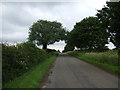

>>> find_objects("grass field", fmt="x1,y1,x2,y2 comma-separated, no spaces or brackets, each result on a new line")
3,56,57,88
67,50,119,75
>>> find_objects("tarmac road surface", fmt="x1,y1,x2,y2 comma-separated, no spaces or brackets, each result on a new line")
43,53,119,88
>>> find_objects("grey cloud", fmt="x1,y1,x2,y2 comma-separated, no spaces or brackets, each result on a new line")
2,31,29,42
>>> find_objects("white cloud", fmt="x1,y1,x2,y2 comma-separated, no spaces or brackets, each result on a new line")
48,41,66,52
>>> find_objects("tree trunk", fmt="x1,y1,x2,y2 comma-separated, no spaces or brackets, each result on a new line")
43,44,47,49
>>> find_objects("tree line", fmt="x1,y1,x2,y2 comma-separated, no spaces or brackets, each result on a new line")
28,2,120,52
63,2,120,52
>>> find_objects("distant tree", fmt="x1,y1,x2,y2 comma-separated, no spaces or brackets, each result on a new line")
69,17,109,51
63,44,74,52
96,2,120,48
63,31,75,52
28,20,66,49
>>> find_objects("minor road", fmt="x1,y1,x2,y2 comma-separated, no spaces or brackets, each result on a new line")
43,53,119,88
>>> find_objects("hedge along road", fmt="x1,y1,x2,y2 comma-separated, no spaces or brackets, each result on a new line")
42,53,119,88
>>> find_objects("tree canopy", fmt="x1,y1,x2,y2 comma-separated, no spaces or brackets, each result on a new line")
63,31,75,52
96,2,120,48
28,20,66,49
65,17,108,52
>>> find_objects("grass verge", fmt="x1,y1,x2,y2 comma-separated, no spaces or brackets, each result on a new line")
67,51,119,75
3,55,57,88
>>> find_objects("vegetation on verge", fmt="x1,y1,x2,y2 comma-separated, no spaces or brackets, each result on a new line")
3,56,57,88
67,50,119,75
2,42,59,87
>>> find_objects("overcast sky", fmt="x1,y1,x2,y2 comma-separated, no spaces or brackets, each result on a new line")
1,0,115,52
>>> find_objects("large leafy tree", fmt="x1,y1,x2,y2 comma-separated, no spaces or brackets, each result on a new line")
28,20,66,49
96,2,120,48
68,17,108,51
